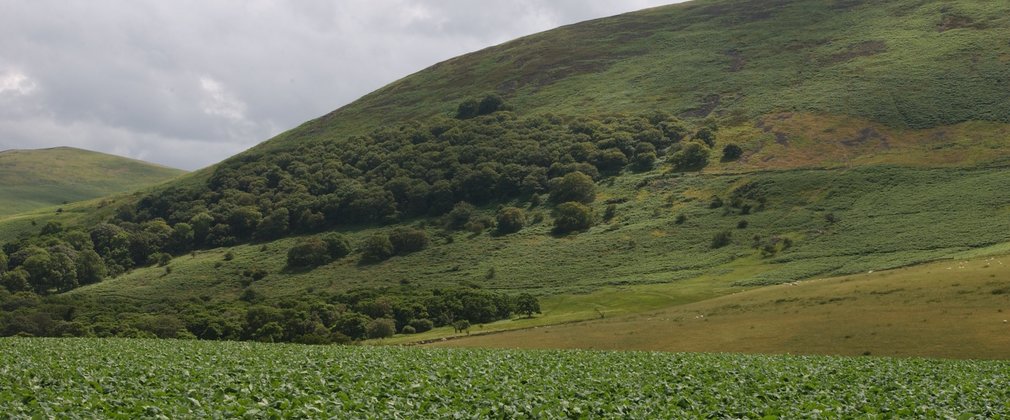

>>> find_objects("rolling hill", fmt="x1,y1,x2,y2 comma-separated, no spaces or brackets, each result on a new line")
0,147,184,217
4,0,1010,356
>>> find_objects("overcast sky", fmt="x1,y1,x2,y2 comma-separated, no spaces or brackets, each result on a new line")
0,1,684,170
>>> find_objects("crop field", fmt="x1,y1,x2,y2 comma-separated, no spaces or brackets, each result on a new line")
2,338,1010,418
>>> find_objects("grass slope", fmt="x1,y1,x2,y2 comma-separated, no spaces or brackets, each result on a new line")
4,338,1010,417
436,251,1010,359
0,147,184,217
257,0,1010,155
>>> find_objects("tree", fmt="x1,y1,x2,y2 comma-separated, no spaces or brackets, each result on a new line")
670,142,710,171
495,207,526,235
0,250,6,276
452,319,471,334
515,293,541,318
168,222,194,253
553,202,594,234
1,268,30,292
360,234,394,263
75,249,107,285
549,171,596,204
255,207,290,240
722,144,743,162
446,202,476,230
366,318,396,339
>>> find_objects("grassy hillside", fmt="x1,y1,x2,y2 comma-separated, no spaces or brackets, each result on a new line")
0,147,184,217
6,0,1010,353
436,250,1010,359
258,0,1010,154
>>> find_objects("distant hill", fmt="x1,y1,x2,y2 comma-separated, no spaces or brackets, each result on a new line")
0,147,184,217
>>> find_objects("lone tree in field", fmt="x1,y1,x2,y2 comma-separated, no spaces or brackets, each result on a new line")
515,293,541,318
452,320,471,335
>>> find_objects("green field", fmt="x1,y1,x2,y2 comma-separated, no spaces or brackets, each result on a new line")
0,147,184,217
3,338,1009,418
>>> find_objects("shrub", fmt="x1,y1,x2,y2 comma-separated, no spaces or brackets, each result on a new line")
388,228,429,255
366,318,396,339
409,318,434,333
146,252,170,267
223,251,235,261
361,234,394,263
322,233,352,259
446,202,476,230
603,204,617,222
722,144,743,161
549,171,596,204
495,207,526,234
737,220,749,229
286,237,330,268
554,202,594,234
711,230,733,249
400,325,417,334
675,214,688,225
670,142,710,172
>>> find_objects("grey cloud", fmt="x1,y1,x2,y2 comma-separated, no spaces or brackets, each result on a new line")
1,0,682,170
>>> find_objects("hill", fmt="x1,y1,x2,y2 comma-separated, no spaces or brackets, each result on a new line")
4,0,1010,353
0,147,184,217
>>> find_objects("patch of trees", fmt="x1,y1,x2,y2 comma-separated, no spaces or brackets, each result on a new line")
0,284,539,344
3,102,713,295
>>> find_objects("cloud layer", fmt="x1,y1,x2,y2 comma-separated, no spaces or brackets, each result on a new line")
1,1,679,170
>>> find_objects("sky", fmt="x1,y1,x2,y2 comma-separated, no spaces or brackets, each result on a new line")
0,1,683,170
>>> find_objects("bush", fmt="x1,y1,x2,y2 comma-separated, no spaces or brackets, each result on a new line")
322,233,352,259
388,228,429,255
223,251,235,261
675,214,688,225
722,144,743,162
286,237,330,268
495,207,526,234
400,325,417,334
603,204,617,222
446,202,476,230
549,171,596,204
153,253,172,267
670,142,710,172
361,234,394,263
737,220,749,229
711,231,733,249
366,318,396,339
409,318,434,333
554,202,594,234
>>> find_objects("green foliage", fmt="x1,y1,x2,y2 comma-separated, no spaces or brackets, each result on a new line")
286,237,331,268
495,207,526,235
553,202,593,234
516,293,541,318
549,172,596,204
722,144,743,162
3,339,1010,417
670,142,710,172
711,231,732,249
366,318,396,339
322,233,352,260
361,234,394,263
388,228,429,255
